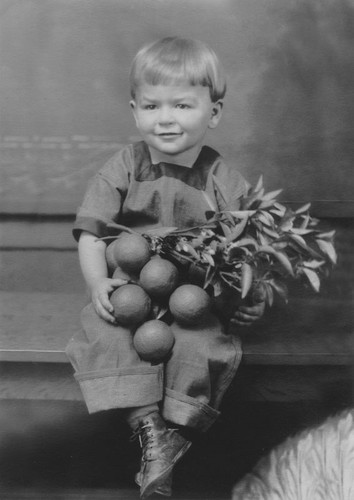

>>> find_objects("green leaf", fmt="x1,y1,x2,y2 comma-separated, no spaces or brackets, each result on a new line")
230,237,259,249
241,263,253,298
202,253,215,266
220,276,241,292
295,202,311,214
288,233,309,251
257,211,274,226
270,208,286,217
288,240,323,260
303,260,325,269
272,241,288,251
220,221,233,238
257,231,270,246
290,227,314,235
261,189,283,201
254,175,264,192
268,279,288,302
225,217,248,243
145,227,178,237
274,202,286,211
171,225,210,235
302,268,321,292
242,190,264,209
262,226,280,239
279,217,294,232
258,246,294,276
182,243,200,259
204,265,216,289
315,230,336,240
258,199,278,209
316,239,337,264
299,214,310,229
271,203,286,217
229,210,256,219
264,282,274,306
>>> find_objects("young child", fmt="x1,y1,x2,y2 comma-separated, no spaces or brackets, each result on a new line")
66,37,265,498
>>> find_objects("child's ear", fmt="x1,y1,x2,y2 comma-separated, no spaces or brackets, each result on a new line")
208,100,223,129
130,100,138,125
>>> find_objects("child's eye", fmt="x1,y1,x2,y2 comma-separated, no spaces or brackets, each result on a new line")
176,104,190,109
143,104,157,110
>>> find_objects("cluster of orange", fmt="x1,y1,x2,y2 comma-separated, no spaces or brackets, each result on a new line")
106,233,212,363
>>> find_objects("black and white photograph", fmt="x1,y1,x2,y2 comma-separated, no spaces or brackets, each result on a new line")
0,1,353,499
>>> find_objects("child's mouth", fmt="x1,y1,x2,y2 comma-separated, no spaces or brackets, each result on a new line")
158,133,182,138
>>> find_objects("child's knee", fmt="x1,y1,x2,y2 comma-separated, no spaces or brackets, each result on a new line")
170,314,227,356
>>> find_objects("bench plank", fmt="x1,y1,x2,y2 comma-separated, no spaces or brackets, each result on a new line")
0,292,86,362
0,292,353,365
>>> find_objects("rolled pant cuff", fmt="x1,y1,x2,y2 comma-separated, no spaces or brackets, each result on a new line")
162,388,220,432
75,365,163,413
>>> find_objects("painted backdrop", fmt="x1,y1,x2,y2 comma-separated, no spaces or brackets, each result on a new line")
1,0,354,215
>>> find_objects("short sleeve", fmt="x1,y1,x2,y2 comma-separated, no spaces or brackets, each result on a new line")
211,156,250,212
73,146,133,241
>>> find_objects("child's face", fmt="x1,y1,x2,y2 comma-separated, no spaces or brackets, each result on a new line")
130,83,223,165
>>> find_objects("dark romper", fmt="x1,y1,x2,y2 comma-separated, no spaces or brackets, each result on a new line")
66,141,248,432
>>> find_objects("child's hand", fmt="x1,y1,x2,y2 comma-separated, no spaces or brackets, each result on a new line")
230,300,265,327
230,285,266,327
91,277,127,324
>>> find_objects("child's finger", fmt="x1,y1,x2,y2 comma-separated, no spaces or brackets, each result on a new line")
94,301,117,324
110,278,128,287
230,312,255,327
100,294,114,313
238,302,265,317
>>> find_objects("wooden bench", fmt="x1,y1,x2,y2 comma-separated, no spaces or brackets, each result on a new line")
0,217,353,405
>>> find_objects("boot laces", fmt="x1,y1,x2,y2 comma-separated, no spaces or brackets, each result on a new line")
130,421,156,461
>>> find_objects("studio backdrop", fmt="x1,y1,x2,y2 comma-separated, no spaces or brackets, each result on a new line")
1,0,354,216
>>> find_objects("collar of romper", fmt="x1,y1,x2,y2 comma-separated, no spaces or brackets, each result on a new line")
133,141,220,190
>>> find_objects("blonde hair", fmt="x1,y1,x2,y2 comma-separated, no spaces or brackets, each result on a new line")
130,37,226,102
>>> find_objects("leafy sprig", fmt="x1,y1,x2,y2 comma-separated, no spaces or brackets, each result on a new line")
143,176,337,307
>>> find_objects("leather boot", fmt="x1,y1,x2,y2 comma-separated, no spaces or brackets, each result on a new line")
133,412,191,499
135,469,172,497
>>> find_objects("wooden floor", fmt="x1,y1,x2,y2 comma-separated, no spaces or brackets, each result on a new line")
0,488,229,500
1,398,353,500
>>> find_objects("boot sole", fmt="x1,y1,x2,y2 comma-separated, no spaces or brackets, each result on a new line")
141,440,192,499
135,472,171,497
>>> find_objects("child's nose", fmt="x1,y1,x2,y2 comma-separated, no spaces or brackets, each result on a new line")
158,106,175,125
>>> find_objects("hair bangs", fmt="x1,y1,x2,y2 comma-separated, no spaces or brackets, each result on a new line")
142,56,210,88
130,37,226,102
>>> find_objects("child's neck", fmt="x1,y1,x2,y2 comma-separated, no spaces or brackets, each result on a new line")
148,146,202,168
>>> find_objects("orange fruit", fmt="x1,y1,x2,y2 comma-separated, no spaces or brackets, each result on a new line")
133,319,175,362
139,257,179,300
106,241,118,274
107,233,151,274
110,284,151,325
169,284,211,326
112,265,136,283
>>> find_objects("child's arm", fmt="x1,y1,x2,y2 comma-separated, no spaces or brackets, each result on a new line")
78,231,127,323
